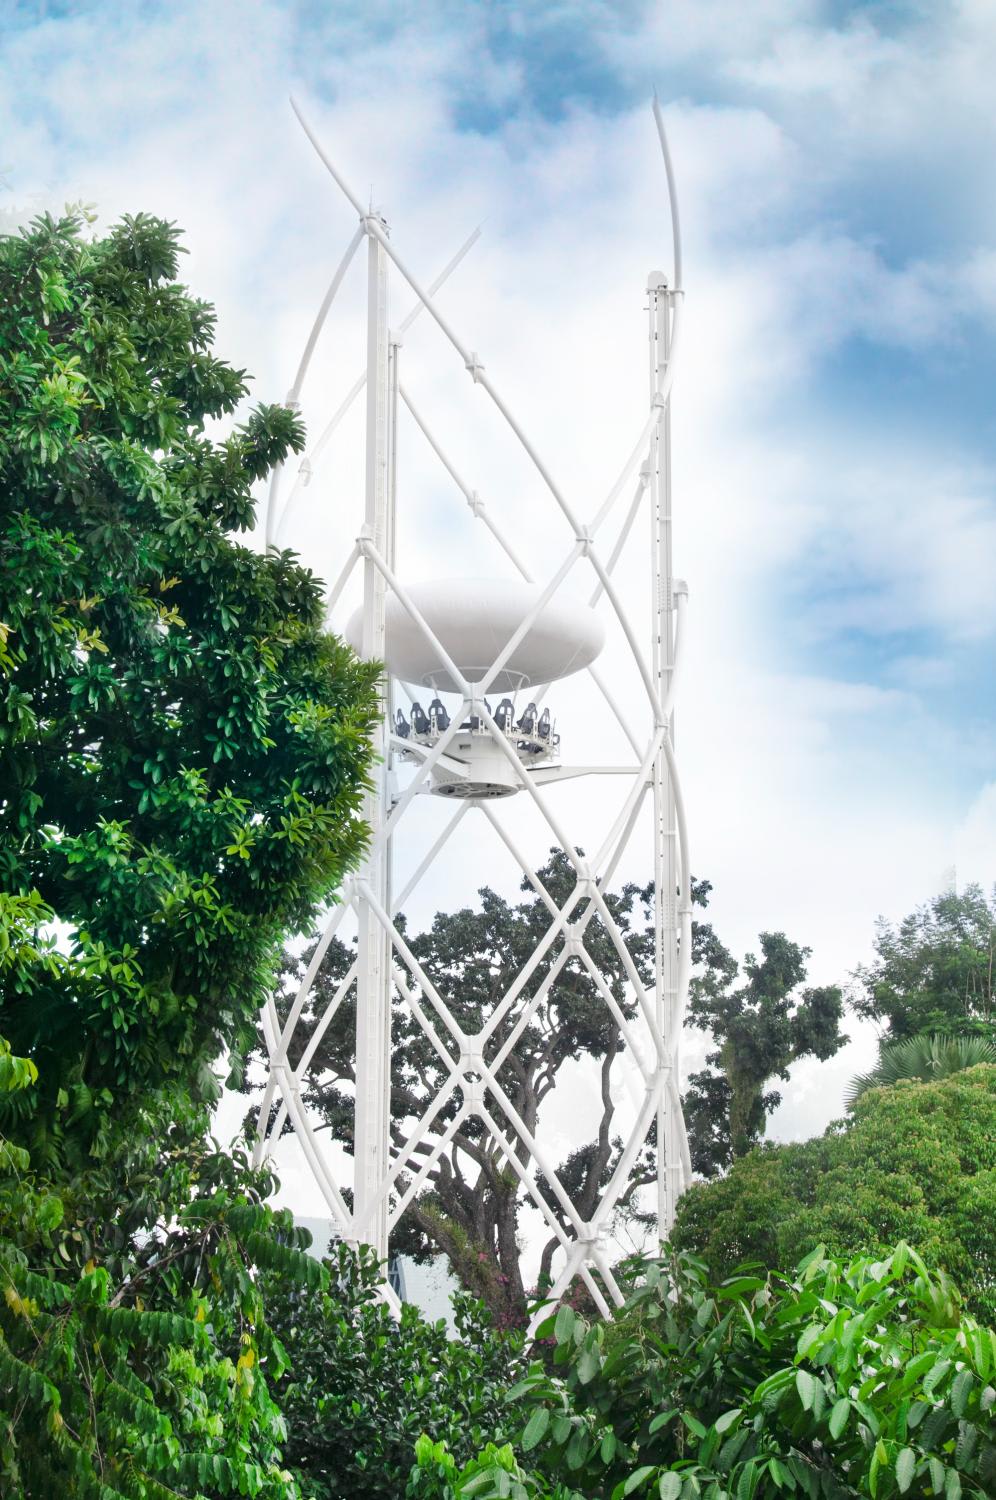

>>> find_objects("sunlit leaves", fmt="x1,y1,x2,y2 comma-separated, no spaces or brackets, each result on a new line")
495,1245,996,1500
0,207,379,1158
0,206,378,1499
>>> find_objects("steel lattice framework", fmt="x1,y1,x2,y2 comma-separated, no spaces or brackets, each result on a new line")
254,98,692,1320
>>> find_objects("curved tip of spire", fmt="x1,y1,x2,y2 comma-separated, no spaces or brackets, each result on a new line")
651,94,683,293
285,94,367,219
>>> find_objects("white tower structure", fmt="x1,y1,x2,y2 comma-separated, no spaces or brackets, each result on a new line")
255,98,692,1319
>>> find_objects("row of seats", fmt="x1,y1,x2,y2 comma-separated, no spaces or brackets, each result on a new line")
394,697,553,743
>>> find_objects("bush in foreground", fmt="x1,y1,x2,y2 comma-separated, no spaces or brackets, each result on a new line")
267,1244,525,1499
0,1028,322,1497
410,1244,995,1499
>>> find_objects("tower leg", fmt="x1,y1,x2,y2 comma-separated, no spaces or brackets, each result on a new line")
353,227,392,1262
649,270,680,1238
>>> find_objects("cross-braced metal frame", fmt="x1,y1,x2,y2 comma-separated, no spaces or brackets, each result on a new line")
255,98,692,1320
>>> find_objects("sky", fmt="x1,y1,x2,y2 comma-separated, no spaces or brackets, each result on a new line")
3,0,995,1205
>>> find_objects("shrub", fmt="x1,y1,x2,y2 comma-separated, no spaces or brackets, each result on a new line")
441,1244,995,1499
267,1244,525,1499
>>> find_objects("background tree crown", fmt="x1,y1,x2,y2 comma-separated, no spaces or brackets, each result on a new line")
849,884,996,1041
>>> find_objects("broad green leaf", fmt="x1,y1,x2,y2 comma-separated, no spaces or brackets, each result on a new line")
828,1398,850,1438
506,1376,545,1402
949,1368,973,1418
566,1426,590,1471
521,1406,550,1452
659,1475,682,1500
796,1324,823,1359
767,1458,788,1490
923,1359,952,1396
954,1420,977,1468
715,1408,742,1434
552,1415,573,1444
736,1459,760,1500
695,1297,716,1327
554,1304,576,1344
795,1370,817,1412
895,1447,916,1494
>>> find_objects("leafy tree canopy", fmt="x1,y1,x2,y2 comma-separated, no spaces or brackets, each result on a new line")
413,1242,996,1499
0,208,379,1164
0,208,379,1496
670,1065,996,1326
266,862,844,1321
263,850,663,1327
849,885,995,1041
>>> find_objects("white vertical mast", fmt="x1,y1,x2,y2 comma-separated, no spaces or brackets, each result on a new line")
353,222,392,1260
648,270,678,1236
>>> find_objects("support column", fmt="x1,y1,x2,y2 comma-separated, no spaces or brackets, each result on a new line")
648,270,680,1238
354,223,392,1261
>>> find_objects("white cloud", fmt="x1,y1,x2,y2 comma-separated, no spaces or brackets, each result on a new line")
955,782,996,890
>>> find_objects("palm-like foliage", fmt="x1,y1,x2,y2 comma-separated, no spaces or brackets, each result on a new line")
846,1030,996,1107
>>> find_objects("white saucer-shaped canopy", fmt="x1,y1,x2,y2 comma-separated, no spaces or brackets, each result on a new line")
345,578,605,692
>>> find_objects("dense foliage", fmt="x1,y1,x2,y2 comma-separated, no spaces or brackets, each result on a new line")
670,1067,996,1326
0,1042,325,1496
414,1243,995,1499
4,197,990,1500
267,1243,523,1499
0,209,379,1495
850,887,995,1041
0,208,379,1164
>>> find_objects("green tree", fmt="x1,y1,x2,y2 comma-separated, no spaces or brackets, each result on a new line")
670,1064,996,1326
0,207,379,1162
0,1028,324,1497
683,930,846,1175
846,1032,996,1107
432,1243,996,1500
850,885,995,1041
0,208,379,1494
267,866,833,1321
267,1243,523,1500
265,850,661,1327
